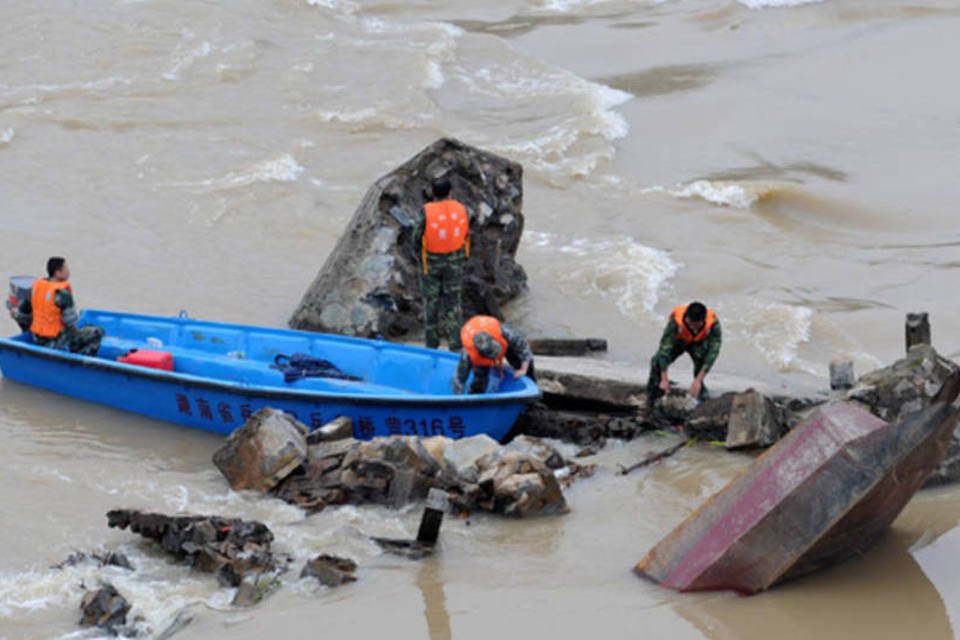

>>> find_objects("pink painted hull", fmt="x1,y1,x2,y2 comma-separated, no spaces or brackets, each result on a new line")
635,387,960,594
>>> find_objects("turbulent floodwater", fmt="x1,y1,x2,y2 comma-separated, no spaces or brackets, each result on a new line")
3,0,960,638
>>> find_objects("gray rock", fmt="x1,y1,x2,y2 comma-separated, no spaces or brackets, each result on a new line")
725,390,781,449
79,583,131,635
301,554,357,587
488,452,568,517
847,344,958,423
306,416,354,444
442,434,502,483
212,408,309,492
289,138,527,338
504,435,566,469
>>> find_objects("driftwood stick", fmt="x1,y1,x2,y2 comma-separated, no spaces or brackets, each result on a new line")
618,440,689,476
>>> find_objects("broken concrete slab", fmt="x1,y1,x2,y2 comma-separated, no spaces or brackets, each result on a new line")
528,338,607,357
212,408,309,492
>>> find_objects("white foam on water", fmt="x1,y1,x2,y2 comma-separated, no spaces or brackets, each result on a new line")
0,128,14,146
643,180,766,209
528,0,669,14
305,0,359,15
168,153,304,192
451,56,632,178
162,31,213,81
528,232,679,316
738,0,826,8
737,300,817,373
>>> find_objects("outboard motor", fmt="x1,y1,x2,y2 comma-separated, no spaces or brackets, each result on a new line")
6,275,36,332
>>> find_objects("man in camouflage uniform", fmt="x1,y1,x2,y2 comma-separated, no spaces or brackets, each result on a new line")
453,316,535,395
414,177,469,351
11,257,104,356
646,301,721,410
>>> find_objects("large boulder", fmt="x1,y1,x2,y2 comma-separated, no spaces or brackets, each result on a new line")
289,138,527,338
212,408,309,492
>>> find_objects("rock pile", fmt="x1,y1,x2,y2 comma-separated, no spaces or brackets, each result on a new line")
213,409,593,518
106,510,277,588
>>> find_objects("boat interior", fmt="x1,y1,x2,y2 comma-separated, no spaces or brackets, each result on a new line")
5,310,533,397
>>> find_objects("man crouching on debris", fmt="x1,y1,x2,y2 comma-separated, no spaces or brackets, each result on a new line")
646,301,721,410
453,315,534,394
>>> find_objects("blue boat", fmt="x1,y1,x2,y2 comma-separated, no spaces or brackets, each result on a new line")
0,309,540,440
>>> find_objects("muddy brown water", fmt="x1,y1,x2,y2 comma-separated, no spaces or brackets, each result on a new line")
3,0,960,638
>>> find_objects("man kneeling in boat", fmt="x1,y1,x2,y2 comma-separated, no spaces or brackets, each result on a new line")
11,257,104,356
453,315,534,394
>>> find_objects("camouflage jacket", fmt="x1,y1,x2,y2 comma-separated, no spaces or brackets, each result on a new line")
652,317,722,372
455,323,533,385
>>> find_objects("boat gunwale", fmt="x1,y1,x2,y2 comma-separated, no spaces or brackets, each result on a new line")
0,310,542,407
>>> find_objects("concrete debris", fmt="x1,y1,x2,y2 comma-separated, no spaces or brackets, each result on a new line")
212,407,309,492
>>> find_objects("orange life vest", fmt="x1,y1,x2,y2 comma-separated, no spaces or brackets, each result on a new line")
30,279,71,338
672,304,717,345
462,315,508,368
423,200,469,255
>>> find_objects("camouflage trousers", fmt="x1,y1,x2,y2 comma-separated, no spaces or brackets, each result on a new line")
646,341,711,409
34,325,105,357
421,252,464,351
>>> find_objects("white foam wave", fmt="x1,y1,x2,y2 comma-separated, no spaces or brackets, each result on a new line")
529,232,679,316
528,0,669,14
0,128,14,146
739,301,815,372
171,153,304,192
162,31,213,81
739,0,825,8
305,0,359,15
643,180,763,209
456,63,631,178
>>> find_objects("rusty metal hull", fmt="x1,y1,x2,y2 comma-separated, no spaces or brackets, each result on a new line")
635,398,960,594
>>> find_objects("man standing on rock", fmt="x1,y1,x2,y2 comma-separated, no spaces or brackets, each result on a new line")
414,177,470,350
453,315,534,394
646,301,721,410
11,256,104,356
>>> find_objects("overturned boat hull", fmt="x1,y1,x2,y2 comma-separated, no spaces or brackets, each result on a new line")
635,380,960,594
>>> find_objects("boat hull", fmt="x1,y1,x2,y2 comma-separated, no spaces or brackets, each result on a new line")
0,310,540,440
635,380,960,594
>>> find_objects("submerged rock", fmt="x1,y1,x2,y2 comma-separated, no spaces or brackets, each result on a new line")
301,554,358,587
212,408,309,493
79,583,131,636
54,551,133,571
289,138,527,338
106,510,276,587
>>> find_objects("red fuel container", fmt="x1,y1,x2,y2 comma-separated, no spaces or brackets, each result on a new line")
117,349,174,371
